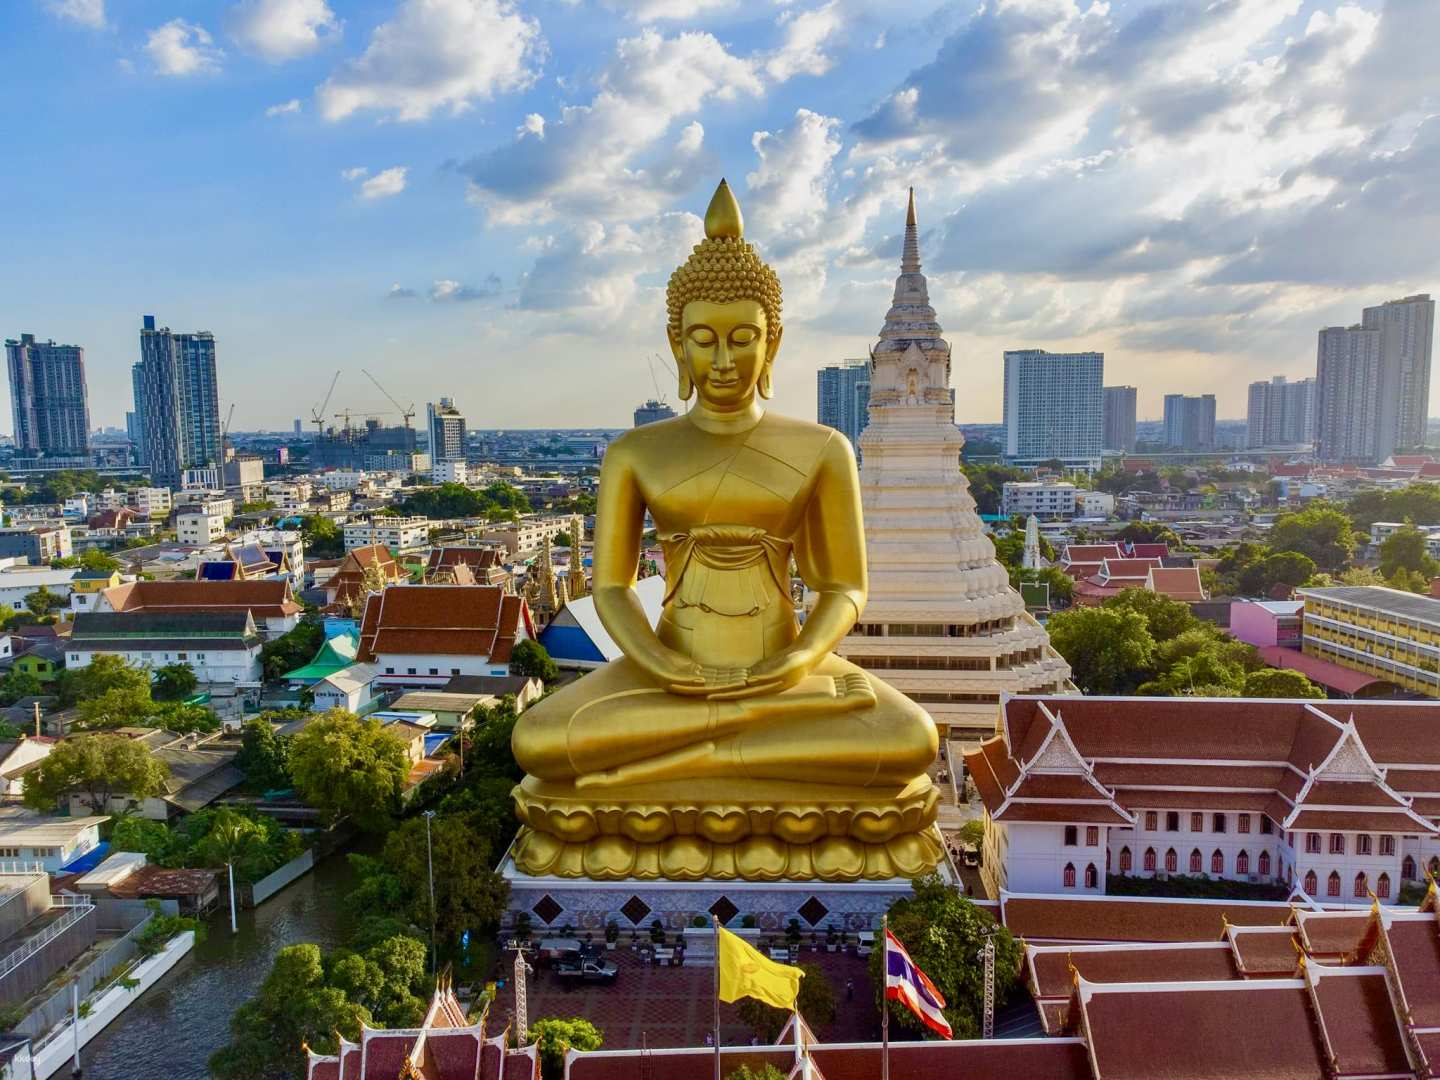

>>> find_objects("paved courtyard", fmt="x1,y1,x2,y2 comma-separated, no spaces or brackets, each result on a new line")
514,946,881,1049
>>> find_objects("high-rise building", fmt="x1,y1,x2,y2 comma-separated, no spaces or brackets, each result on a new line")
1102,385,1137,452
427,398,467,461
633,399,677,427
293,419,302,437
843,190,1072,745
1246,376,1317,448
1003,350,1104,467
816,359,871,450
1316,295,1435,464
132,314,221,486
1161,394,1216,450
5,334,90,457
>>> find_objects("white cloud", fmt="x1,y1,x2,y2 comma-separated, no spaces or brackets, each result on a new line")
265,98,303,117
317,0,543,122
228,0,340,62
518,113,545,139
766,3,843,82
460,28,761,224
45,0,106,29
603,0,734,22
145,20,224,77
430,275,502,301
356,166,409,200
341,166,368,181
387,283,419,299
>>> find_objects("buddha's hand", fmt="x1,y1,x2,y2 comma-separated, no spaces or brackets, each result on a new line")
634,645,711,696
710,646,814,699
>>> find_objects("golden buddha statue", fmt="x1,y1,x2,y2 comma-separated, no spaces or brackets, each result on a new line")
510,180,942,883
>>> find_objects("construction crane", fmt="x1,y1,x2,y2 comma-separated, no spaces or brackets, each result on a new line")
221,403,235,440
310,369,342,437
362,369,416,429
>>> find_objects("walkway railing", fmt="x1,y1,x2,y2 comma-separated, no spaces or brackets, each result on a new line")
0,898,95,982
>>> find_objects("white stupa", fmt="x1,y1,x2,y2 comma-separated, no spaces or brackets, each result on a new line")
838,190,1073,745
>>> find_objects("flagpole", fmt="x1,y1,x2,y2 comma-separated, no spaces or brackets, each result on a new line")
713,915,721,1080
794,1005,808,1080
881,915,890,1080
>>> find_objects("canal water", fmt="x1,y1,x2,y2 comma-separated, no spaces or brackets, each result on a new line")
79,849,362,1079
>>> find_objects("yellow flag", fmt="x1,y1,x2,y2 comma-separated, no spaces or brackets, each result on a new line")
717,927,803,1010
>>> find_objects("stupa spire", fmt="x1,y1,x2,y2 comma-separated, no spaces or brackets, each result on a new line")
901,187,921,273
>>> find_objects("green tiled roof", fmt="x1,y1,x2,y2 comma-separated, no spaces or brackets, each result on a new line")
283,630,361,682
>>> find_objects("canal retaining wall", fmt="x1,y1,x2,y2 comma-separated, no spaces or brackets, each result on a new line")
245,848,316,907
30,930,195,1080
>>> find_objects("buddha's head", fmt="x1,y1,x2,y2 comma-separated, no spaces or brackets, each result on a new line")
666,180,783,408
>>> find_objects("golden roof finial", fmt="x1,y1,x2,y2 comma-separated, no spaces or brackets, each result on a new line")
906,186,917,228
704,178,743,240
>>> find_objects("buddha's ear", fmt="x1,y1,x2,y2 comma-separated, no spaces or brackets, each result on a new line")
766,324,784,364
667,324,694,401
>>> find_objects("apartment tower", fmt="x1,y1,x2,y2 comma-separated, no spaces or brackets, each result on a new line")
5,334,90,457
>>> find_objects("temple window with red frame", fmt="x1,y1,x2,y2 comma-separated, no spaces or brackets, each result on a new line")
1063,863,1076,888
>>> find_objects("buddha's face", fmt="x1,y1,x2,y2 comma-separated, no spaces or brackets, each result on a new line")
669,299,782,409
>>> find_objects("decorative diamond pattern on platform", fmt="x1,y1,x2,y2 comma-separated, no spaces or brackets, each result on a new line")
620,895,652,926
708,896,739,926
531,894,563,925
798,896,829,927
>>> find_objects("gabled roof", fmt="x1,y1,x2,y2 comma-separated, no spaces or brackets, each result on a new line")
1146,566,1206,602
99,579,301,619
71,610,259,647
283,630,360,682
357,586,529,663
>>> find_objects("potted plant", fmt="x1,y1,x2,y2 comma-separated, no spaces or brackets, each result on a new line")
650,920,666,946
786,919,802,951
741,914,756,930
561,923,575,940
825,926,839,953
514,913,532,945
692,915,707,929
605,921,619,950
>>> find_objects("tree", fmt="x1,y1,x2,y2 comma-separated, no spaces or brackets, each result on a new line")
510,638,559,682
260,617,326,681
468,696,523,781
289,710,409,829
22,585,64,621
1103,588,1198,642
958,819,986,850
189,808,304,884
737,963,836,1043
237,717,293,790
1012,565,1074,605
1047,607,1156,694
1269,502,1357,571
75,685,156,730
727,1067,787,1080
209,942,370,1080
375,813,510,945
77,548,120,572
55,653,150,707
866,874,1022,1039
1380,523,1440,581
1113,522,1184,549
0,669,42,706
23,733,168,813
301,515,344,558
1243,668,1326,699
528,1018,603,1080
152,662,198,702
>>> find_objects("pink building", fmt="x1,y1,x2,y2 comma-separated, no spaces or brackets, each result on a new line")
1229,599,1303,648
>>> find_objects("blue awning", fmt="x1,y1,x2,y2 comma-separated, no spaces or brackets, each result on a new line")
423,732,450,757
60,841,110,875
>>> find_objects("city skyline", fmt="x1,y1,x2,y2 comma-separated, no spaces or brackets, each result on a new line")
4,0,1438,432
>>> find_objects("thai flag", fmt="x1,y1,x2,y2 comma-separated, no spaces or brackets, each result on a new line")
884,930,953,1039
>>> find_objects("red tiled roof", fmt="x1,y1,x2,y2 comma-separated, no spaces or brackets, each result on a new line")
1028,942,1238,1000
1127,543,1169,559
1063,544,1124,565
1255,645,1387,695
1385,917,1440,1027
1097,557,1163,582
1147,566,1206,602
1310,968,1412,1077
101,579,302,619
1287,808,1427,831
1080,982,1329,1079
1227,927,1301,976
359,586,529,664
994,802,1132,825
1294,912,1370,956
1001,894,1293,943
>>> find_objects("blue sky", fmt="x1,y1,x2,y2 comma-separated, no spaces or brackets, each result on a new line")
3,0,1437,431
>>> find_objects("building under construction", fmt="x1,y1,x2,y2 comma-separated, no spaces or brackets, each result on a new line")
311,419,417,470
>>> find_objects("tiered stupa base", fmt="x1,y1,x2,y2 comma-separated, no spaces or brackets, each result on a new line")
510,775,942,882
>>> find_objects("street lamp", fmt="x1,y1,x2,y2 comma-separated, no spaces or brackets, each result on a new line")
423,810,437,974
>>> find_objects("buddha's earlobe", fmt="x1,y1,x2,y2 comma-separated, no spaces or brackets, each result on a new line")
678,368,694,401
757,362,773,399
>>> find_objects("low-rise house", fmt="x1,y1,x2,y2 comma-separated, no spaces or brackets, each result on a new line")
358,585,532,689
1230,599,1304,648
0,737,53,799
388,690,495,731
441,674,544,712
67,611,263,684
0,526,70,563
0,567,79,613
12,642,64,684
311,662,380,712
177,509,226,545
95,579,302,639
343,516,430,554
107,864,218,915
68,568,125,613
0,815,106,873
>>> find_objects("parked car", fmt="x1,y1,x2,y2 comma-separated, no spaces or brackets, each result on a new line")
555,957,619,986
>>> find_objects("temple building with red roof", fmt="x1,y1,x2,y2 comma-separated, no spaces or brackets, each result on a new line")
358,584,533,690
94,578,302,639
965,695,1440,903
